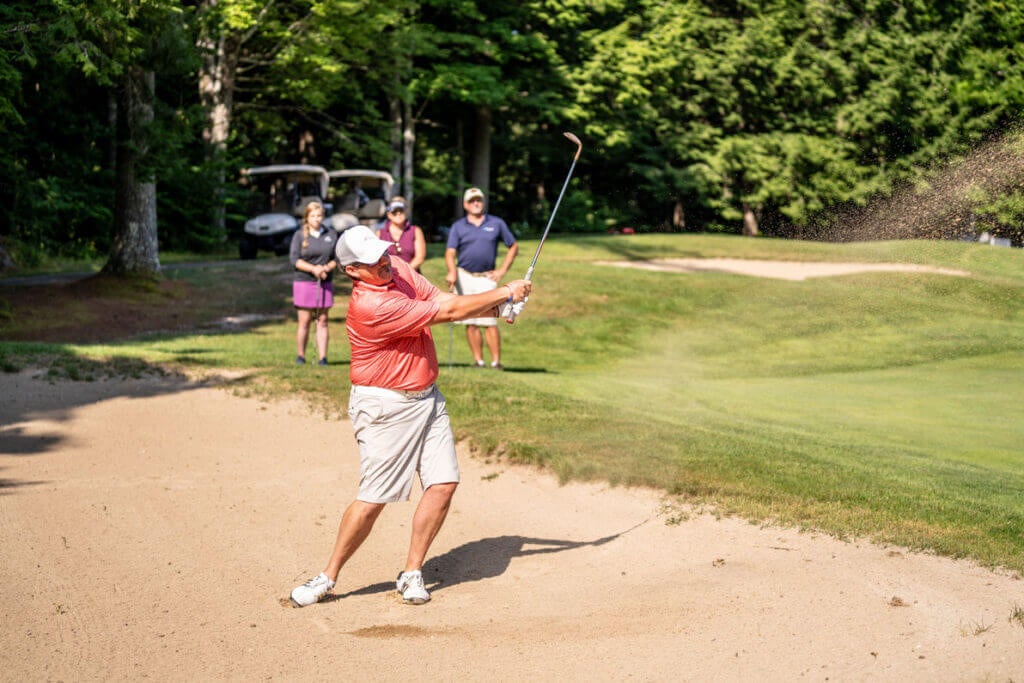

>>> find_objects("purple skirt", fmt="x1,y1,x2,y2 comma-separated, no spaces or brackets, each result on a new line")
293,280,334,309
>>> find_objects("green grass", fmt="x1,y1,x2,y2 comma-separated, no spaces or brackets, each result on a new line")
3,234,1023,572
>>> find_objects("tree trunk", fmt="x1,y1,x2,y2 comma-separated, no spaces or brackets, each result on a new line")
198,13,238,243
389,93,403,191
742,203,760,236
470,106,492,192
672,200,686,231
104,66,160,277
403,97,415,212
453,117,465,221
107,92,118,172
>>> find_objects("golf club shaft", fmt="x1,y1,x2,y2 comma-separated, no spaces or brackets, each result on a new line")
524,132,583,282
507,132,582,323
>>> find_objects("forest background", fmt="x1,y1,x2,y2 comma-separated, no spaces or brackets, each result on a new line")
2,0,1023,275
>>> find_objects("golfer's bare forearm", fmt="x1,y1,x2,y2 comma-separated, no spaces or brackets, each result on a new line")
431,280,530,325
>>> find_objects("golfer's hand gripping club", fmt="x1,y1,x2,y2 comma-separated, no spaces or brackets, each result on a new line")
500,298,527,322
500,280,531,322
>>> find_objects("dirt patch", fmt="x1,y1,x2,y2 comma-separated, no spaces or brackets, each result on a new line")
596,258,971,281
0,266,296,344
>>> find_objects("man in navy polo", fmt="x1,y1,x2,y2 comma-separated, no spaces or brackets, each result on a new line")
444,187,519,369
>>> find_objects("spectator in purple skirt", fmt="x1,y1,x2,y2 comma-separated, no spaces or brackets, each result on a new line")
289,201,339,366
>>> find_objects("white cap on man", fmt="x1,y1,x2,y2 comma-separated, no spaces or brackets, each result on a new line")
463,187,485,202
334,225,392,266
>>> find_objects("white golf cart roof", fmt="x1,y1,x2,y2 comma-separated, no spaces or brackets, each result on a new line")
327,169,395,184
242,165,329,197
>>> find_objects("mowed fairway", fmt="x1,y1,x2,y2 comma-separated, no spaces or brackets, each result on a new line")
432,235,1024,571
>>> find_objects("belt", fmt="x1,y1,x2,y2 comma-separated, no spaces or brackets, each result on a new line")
352,384,435,400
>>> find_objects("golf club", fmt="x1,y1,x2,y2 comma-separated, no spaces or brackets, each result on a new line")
507,131,583,323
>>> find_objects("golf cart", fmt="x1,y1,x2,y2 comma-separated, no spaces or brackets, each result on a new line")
323,169,395,231
238,165,331,259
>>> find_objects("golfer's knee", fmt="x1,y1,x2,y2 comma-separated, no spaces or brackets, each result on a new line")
350,499,386,521
428,482,458,500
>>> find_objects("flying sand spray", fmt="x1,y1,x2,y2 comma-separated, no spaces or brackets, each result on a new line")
505,131,583,324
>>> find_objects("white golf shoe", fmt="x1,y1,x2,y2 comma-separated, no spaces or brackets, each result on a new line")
396,570,430,604
290,572,334,607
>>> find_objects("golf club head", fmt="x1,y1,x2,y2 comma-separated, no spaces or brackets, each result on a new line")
564,132,583,160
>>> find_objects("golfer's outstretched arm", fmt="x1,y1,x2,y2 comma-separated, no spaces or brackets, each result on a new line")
430,279,531,325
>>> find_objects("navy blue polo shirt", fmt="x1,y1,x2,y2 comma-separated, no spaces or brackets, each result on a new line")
446,214,516,273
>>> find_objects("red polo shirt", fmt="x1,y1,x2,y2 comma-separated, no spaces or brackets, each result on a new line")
346,256,441,391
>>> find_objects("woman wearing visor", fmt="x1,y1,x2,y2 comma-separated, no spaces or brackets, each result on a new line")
377,196,426,272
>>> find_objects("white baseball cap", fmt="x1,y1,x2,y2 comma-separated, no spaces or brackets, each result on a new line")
463,187,485,202
334,225,392,266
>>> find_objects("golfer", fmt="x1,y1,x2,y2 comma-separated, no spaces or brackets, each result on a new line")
290,225,531,607
445,187,519,369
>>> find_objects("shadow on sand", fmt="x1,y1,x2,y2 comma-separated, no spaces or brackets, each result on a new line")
338,520,647,599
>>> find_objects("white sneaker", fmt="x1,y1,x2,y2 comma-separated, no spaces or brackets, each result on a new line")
396,570,430,604
290,572,334,607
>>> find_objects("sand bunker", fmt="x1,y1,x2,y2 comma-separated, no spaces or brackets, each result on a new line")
1,372,1022,680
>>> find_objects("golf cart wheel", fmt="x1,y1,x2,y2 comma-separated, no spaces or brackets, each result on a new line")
239,236,258,260
273,231,297,256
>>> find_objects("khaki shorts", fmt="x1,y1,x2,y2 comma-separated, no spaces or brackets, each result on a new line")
348,384,460,503
455,268,498,327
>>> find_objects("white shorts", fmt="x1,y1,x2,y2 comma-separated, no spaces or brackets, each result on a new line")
455,268,498,327
348,384,460,503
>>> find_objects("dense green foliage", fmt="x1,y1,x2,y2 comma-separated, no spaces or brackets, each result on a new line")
2,0,1024,265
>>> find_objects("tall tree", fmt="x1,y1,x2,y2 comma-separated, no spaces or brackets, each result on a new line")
107,63,159,274
193,0,252,240
410,0,567,224
49,0,189,276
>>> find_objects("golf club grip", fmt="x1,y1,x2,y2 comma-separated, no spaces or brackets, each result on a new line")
506,267,534,324
505,298,528,324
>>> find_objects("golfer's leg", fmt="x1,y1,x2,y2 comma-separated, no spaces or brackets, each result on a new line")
484,326,501,365
324,499,385,581
465,326,484,364
315,311,329,361
404,482,457,571
296,308,311,358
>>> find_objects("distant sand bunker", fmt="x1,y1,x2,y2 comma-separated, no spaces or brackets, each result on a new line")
597,258,970,281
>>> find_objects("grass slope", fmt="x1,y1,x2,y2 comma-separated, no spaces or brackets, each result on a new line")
429,236,1024,571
